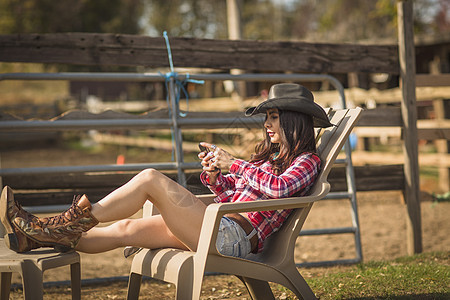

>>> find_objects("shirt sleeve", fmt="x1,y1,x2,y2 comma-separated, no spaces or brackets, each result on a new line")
229,153,321,199
200,171,236,202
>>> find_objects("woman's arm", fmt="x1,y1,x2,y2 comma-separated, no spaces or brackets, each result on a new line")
199,171,236,201
198,144,237,199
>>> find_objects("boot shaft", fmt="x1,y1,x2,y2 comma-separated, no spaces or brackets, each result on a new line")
41,195,98,232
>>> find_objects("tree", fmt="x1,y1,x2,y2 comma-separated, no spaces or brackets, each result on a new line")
241,0,277,40
288,0,446,43
0,0,144,71
0,0,143,34
141,0,227,38
433,0,450,33
0,0,446,42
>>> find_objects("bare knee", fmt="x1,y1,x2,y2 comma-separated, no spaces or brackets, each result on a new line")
135,168,161,183
133,168,166,191
112,219,139,239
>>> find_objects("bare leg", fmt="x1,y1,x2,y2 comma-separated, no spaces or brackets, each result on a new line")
76,215,188,253
78,169,207,252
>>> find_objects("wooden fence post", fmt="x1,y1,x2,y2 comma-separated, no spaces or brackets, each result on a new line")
433,99,450,192
226,0,246,103
397,0,423,254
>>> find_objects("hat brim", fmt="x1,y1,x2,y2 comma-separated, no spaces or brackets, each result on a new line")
245,97,334,128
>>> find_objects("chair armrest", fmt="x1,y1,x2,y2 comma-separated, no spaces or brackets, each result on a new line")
142,201,156,217
195,182,330,256
137,183,329,257
196,194,216,205
209,181,329,215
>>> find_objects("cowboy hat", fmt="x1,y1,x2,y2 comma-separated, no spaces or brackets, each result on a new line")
245,83,333,128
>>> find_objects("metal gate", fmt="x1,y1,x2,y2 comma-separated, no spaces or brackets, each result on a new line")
0,72,362,266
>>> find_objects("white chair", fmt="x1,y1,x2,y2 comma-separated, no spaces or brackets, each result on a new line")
126,107,362,300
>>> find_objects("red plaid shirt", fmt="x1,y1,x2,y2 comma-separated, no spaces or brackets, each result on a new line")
200,152,321,252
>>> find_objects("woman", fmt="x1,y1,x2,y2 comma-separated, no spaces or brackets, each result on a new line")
1,83,332,259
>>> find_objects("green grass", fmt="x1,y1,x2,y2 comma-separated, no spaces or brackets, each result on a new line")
301,252,449,299
7,251,449,299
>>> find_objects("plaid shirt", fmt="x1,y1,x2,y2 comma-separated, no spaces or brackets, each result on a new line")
200,152,321,253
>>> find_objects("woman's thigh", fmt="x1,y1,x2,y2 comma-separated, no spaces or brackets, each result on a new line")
117,215,189,250
77,215,188,252
136,169,207,251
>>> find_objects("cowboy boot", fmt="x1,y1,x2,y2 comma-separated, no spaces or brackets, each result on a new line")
0,186,54,252
12,193,99,252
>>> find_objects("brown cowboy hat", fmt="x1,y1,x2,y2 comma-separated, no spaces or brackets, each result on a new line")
245,83,333,128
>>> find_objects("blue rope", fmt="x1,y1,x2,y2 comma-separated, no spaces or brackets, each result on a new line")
161,31,205,160
163,31,175,72
162,31,204,118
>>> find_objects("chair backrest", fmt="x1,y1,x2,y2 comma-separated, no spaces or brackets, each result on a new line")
259,108,362,261
0,217,5,236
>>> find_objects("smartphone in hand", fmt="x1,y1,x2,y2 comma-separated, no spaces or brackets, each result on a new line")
198,143,218,170
198,143,210,153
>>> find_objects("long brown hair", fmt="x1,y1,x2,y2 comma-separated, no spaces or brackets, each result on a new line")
249,110,317,175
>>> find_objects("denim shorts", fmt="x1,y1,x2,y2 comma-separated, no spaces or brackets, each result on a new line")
216,216,257,258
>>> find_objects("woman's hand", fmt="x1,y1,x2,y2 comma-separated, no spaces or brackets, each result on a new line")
199,142,236,171
198,144,220,184
198,142,236,184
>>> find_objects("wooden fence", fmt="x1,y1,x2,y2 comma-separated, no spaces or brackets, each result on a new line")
0,6,433,255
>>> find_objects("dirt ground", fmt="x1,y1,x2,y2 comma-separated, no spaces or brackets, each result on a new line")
2,147,450,299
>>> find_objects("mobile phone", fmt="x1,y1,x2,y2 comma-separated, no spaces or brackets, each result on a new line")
198,143,210,153
198,143,218,170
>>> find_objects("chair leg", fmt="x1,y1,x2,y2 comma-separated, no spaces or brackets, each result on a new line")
237,276,275,300
175,284,193,300
1,272,12,300
70,262,81,300
174,273,194,300
283,267,317,300
175,259,194,300
126,272,143,300
21,261,43,300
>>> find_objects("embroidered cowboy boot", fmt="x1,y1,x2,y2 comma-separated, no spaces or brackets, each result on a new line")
1,186,54,252
12,194,99,252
